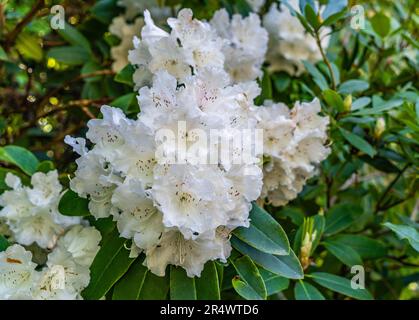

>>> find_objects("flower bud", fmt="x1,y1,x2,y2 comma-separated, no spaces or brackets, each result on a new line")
343,95,352,112
374,117,386,139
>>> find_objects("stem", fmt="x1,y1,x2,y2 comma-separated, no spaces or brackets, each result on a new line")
315,32,336,90
374,163,410,213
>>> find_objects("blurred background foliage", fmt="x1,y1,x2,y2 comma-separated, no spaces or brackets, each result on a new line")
0,0,418,300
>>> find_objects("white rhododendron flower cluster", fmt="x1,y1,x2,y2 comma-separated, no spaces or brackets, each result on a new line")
255,98,330,206
0,171,80,249
128,8,268,88
109,16,144,72
210,9,268,83
65,7,331,278
263,0,331,76
65,67,264,277
246,0,266,13
0,225,101,300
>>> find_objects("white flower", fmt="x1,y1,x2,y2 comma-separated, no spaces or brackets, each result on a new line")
0,171,80,249
144,228,231,277
0,244,39,299
263,0,331,76
111,180,164,250
129,9,226,88
256,98,330,206
210,9,268,82
109,16,144,72
48,225,101,267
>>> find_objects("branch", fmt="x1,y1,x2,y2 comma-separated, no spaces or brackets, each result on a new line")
315,32,336,90
4,0,45,51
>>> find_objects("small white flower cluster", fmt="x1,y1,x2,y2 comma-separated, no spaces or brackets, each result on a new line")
0,225,101,300
128,8,267,88
109,16,144,72
263,0,330,76
0,171,80,249
255,98,330,206
210,9,268,83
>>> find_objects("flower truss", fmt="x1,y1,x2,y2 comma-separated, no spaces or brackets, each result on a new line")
263,0,330,76
66,8,330,279
0,171,80,249
0,225,101,300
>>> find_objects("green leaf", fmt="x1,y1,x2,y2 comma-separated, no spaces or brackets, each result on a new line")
324,203,363,236
255,70,272,105
329,235,387,259
82,229,135,299
195,261,220,300
170,266,197,300
323,89,344,112
111,93,137,113
259,268,289,296
58,189,90,217
383,223,419,252
273,73,291,92
231,256,267,300
338,80,369,94
294,281,325,300
0,45,9,61
91,0,120,24
304,4,320,30
352,99,403,116
112,257,148,300
351,97,371,111
231,237,304,279
138,272,169,300
0,235,10,252
112,256,169,300
371,12,391,38
15,32,43,62
322,9,347,27
47,46,90,66
233,203,290,255
310,272,373,300
323,240,363,267
114,64,134,86
339,128,376,157
322,0,347,19
0,145,39,176
36,160,55,173
57,22,92,53
303,61,328,90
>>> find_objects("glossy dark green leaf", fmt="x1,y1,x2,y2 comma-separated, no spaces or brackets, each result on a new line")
111,93,137,113
304,4,320,30
231,237,303,279
328,235,387,259
0,235,9,252
310,272,373,300
195,261,220,300
138,272,169,300
339,128,376,157
233,203,289,255
259,268,289,296
323,89,344,112
323,240,363,267
383,223,419,252
114,64,134,86
338,80,369,94
231,255,266,300
303,61,328,90
47,46,90,66
324,203,362,236
82,229,135,299
57,22,92,53
294,281,325,300
0,145,39,176
170,266,197,300
112,257,148,300
36,160,55,173
58,189,90,216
